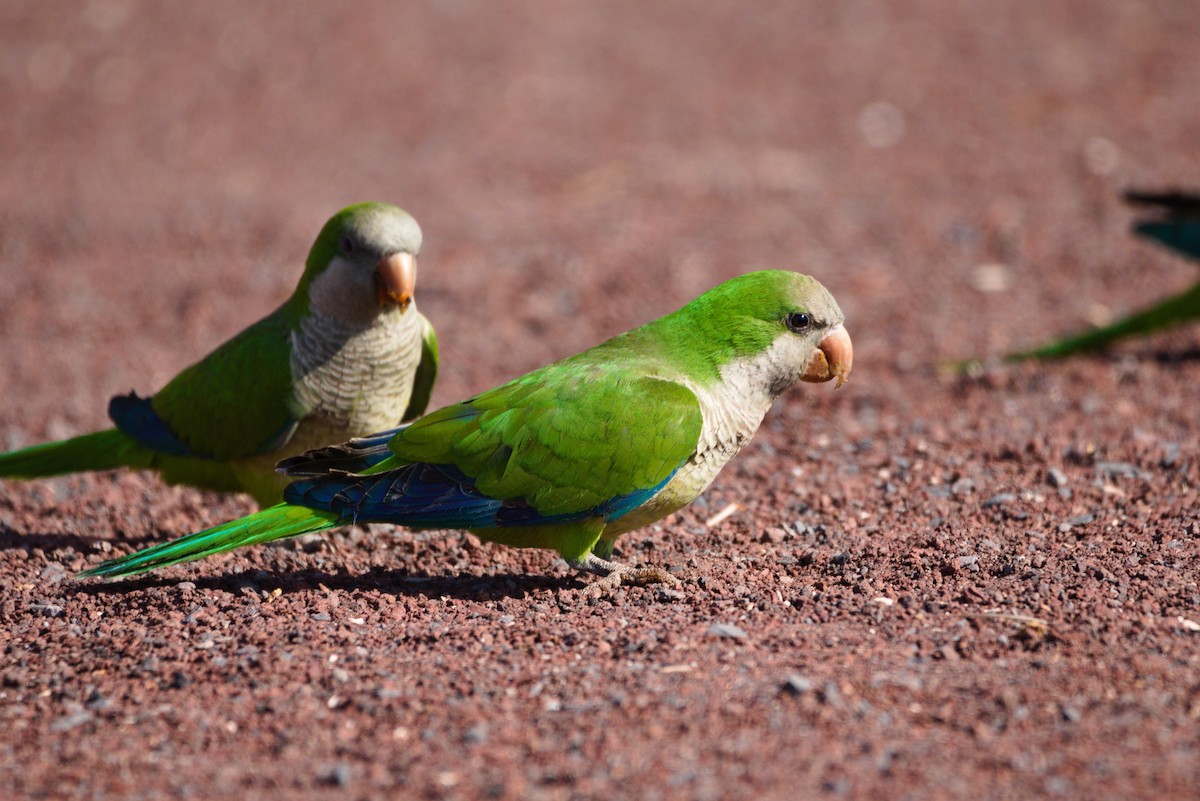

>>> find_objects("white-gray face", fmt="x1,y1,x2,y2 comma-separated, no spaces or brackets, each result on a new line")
308,207,422,323
752,323,842,398
746,281,850,400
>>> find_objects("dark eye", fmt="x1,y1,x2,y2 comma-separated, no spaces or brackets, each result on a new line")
784,311,812,333
340,236,355,254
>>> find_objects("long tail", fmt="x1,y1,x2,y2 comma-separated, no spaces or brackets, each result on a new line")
0,429,151,479
79,504,342,579
1005,282,1200,361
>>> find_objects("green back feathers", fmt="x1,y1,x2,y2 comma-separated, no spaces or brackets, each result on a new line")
382,370,702,516
148,314,298,461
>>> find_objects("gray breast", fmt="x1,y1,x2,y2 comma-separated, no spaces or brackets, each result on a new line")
289,306,424,436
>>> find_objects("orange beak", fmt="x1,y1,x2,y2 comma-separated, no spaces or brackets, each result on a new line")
800,325,854,388
374,252,416,308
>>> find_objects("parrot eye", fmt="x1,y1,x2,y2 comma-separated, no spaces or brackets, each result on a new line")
340,236,355,255
784,312,812,333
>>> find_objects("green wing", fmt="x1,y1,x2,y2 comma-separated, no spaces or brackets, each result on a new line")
401,314,439,421
381,361,703,517
146,307,301,461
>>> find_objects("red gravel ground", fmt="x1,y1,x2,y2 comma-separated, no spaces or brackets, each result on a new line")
3,2,1200,799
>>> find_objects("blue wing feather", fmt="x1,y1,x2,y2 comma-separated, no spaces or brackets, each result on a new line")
109,391,298,460
1134,222,1200,261
284,462,674,530
108,393,197,457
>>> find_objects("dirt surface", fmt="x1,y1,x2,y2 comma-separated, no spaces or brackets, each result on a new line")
3,2,1200,799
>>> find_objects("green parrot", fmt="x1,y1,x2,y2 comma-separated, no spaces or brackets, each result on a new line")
0,203,438,507
1005,189,1200,361
80,270,852,589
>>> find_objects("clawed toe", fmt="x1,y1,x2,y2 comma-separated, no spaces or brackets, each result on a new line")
573,553,681,597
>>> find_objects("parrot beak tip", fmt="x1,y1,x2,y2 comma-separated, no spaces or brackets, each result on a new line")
801,325,853,387
375,252,416,308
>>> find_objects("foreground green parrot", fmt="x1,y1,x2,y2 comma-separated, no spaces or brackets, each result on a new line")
0,203,438,506
80,270,852,589
1005,189,1200,361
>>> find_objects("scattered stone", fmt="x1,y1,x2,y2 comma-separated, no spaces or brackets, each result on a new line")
50,711,94,733
1095,462,1150,481
1058,513,1095,533
463,724,489,745
950,478,976,496
781,674,814,695
818,681,844,707
760,527,787,544
319,762,352,787
1046,468,1068,488
706,623,748,640
983,493,1016,509
1161,442,1181,468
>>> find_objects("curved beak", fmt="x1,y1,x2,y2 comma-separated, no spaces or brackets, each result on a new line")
375,252,416,309
801,324,854,388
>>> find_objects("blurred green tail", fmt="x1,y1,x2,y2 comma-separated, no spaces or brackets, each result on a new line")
1005,282,1200,361
79,504,341,579
0,429,150,478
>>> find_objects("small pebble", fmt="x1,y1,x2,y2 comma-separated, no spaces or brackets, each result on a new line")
781,674,814,695
50,711,93,733
706,623,748,640
983,493,1016,509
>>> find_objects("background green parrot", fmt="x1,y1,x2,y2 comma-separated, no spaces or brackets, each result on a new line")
1005,189,1200,361
0,203,439,507
80,270,853,590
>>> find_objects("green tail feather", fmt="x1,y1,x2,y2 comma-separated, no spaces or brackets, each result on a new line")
0,429,151,479
79,504,341,579
1005,282,1200,361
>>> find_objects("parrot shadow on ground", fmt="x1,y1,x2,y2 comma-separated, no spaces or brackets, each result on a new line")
1149,346,1200,364
70,565,576,602
310,567,585,601
0,527,112,557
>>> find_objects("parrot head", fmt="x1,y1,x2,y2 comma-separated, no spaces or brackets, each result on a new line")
298,203,423,322
667,270,853,396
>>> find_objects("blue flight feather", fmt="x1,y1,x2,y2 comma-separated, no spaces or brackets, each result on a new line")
285,462,675,530
108,393,196,457
108,391,298,460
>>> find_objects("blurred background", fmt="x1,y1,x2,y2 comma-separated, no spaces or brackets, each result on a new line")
4,4,1200,799
2,0,1198,441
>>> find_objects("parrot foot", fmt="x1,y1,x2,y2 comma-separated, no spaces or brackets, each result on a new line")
572,554,680,596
